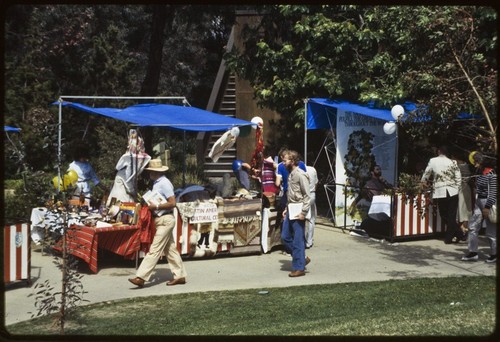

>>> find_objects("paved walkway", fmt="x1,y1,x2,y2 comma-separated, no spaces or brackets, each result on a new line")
3,217,496,326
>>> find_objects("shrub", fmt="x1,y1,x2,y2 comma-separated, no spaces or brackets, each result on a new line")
4,171,55,224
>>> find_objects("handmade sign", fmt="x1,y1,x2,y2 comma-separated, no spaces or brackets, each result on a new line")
190,202,218,224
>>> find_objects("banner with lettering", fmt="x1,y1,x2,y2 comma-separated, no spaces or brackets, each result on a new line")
190,202,219,224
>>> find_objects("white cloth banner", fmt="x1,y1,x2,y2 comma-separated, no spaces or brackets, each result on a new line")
189,202,218,223
368,195,392,221
334,109,397,227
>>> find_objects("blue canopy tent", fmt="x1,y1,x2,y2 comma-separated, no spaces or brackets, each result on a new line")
56,101,256,131
305,97,399,164
306,98,394,131
54,97,256,187
304,97,479,226
304,98,404,225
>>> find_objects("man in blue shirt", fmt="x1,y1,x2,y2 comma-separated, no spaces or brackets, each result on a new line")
129,159,187,288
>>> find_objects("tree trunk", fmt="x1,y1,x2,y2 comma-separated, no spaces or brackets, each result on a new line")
140,5,169,156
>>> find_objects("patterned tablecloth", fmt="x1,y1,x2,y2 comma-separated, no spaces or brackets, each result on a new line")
54,224,141,273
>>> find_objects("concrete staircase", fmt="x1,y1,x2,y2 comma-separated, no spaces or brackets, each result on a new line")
203,73,237,179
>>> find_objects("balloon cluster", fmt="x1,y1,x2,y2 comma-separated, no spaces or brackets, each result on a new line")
52,170,78,191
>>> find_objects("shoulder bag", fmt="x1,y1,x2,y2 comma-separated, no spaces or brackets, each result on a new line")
487,172,497,223
488,204,497,223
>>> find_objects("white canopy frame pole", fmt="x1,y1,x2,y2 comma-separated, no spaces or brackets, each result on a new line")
322,110,337,223
304,98,308,165
57,100,63,192
59,95,188,102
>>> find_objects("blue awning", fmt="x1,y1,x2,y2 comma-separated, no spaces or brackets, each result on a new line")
4,126,21,132
307,98,394,129
306,98,480,129
53,101,256,132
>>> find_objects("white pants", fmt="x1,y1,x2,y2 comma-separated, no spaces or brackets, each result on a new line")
467,198,497,255
305,192,317,247
136,214,187,281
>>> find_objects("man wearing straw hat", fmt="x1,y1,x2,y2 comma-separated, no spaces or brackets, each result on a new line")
128,159,187,287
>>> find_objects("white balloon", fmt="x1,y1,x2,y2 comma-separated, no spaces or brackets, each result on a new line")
391,105,405,121
383,122,397,135
230,127,240,137
251,116,263,129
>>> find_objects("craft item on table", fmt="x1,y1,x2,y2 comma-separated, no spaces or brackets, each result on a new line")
118,202,140,225
108,205,121,218
96,221,113,228
235,188,251,198
29,206,87,244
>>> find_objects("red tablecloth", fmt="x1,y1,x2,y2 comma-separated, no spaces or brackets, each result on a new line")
55,225,141,273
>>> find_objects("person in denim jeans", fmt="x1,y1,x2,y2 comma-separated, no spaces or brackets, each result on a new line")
281,150,311,277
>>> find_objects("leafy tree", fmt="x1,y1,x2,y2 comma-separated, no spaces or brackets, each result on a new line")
4,5,235,180
226,5,497,158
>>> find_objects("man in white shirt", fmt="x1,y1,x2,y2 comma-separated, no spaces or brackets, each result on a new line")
421,145,463,244
305,164,318,248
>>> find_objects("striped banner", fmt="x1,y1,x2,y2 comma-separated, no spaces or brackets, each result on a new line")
393,194,443,238
173,208,192,255
4,223,30,284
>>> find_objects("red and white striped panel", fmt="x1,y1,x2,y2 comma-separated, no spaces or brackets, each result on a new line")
4,223,31,284
173,208,192,255
139,209,232,258
393,194,443,237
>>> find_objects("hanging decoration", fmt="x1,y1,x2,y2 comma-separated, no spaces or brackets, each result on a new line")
208,127,239,162
249,116,264,171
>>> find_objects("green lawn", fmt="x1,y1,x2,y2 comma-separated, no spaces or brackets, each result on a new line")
4,276,497,337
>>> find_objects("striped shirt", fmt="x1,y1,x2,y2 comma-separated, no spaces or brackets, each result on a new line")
475,168,496,209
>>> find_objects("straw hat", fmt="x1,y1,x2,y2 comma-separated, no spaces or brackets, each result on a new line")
145,159,169,172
